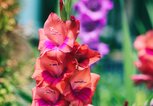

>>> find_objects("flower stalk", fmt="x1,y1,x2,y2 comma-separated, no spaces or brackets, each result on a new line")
120,0,136,104
59,0,72,21
31,1,101,105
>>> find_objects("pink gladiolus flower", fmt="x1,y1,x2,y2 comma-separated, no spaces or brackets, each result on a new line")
32,12,101,106
32,55,75,87
32,87,69,106
132,74,153,89
38,13,80,62
134,30,153,51
132,30,153,89
59,68,100,105
71,42,101,70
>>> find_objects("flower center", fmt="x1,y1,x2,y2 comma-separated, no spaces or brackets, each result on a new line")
85,1,101,11
146,48,153,55
82,20,101,32
38,99,53,105
73,88,92,103
78,56,86,63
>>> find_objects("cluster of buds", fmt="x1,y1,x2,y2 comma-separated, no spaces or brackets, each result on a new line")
132,30,153,89
31,13,101,106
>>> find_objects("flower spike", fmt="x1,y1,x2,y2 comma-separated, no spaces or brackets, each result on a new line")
32,11,101,105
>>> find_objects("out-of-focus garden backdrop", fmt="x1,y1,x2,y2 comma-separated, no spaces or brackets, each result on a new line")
0,0,153,106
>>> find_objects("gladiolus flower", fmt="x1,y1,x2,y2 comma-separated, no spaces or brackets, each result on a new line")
61,68,100,106
32,54,75,87
132,30,153,89
32,87,69,106
32,12,101,106
71,42,101,70
38,13,80,62
132,74,153,89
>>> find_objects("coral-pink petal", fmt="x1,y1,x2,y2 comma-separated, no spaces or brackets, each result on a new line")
44,13,66,45
134,35,145,51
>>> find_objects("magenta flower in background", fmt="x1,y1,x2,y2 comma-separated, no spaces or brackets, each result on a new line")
132,30,153,89
88,41,109,56
78,14,106,44
75,0,113,20
74,0,113,56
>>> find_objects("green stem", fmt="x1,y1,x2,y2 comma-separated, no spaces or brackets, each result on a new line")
135,20,146,34
120,0,136,104
146,93,153,106
146,2,153,28
56,0,60,16
59,0,72,21
63,0,72,20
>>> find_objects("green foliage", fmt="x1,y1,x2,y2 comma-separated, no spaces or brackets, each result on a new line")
59,0,73,21
0,0,19,35
120,0,136,104
0,1,34,106
146,1,153,28
0,0,19,101
16,89,32,103
92,0,153,105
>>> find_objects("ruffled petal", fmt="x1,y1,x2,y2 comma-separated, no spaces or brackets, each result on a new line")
70,68,91,90
32,58,44,78
40,53,64,77
90,73,100,92
55,99,69,106
45,48,66,63
146,30,153,49
73,43,101,70
69,100,84,106
32,59,45,86
40,87,59,103
132,74,153,89
38,29,48,51
44,13,67,45
65,16,80,48
134,35,146,51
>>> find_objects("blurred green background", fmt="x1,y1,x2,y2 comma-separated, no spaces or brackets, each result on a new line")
0,0,153,106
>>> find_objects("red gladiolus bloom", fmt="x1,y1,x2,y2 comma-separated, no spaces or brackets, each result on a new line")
132,30,153,89
71,42,101,70
32,87,69,106
32,54,75,87
38,13,80,62
32,12,101,106
132,74,153,89
59,68,100,105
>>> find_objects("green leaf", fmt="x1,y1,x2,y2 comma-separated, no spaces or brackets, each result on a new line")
60,5,68,21
16,89,32,103
65,0,72,19
146,1,153,28
56,0,60,16
120,0,136,104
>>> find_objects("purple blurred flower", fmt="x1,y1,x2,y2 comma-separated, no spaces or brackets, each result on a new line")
88,41,110,56
74,0,113,56
75,0,113,20
79,14,106,43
